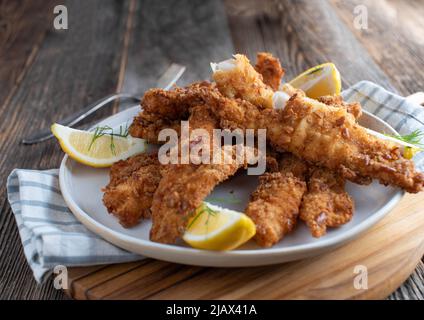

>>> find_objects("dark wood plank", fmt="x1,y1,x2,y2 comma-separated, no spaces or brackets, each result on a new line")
121,0,235,96
0,0,57,110
0,0,132,299
224,0,396,91
330,0,424,96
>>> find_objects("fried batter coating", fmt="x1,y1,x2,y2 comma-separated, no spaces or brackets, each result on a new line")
105,103,220,229
129,118,182,144
129,82,215,142
150,146,255,244
212,54,274,109
204,90,424,192
102,153,164,228
318,95,362,120
138,81,423,192
245,154,307,247
254,52,285,91
281,84,362,119
300,167,354,237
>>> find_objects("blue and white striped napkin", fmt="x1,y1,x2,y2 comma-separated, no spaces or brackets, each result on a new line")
5,81,424,283
6,170,141,283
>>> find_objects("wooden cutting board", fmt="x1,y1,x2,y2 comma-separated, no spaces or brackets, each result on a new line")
64,192,424,300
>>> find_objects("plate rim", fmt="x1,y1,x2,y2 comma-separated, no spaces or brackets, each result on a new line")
59,109,405,265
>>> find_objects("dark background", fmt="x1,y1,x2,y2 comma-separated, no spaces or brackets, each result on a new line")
0,0,423,299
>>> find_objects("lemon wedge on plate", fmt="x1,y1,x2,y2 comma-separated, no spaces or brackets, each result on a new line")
183,203,256,251
289,63,341,99
51,123,146,167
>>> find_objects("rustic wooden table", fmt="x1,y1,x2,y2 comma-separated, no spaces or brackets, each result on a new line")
1,0,423,300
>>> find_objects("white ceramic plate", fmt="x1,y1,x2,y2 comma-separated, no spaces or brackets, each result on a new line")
59,105,404,267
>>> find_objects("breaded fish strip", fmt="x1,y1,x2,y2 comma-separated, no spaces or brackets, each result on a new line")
254,52,285,91
243,60,356,239
318,95,362,120
245,154,307,247
212,54,274,109
282,83,362,120
102,153,164,227
129,81,215,142
300,167,354,237
105,102,221,229
205,90,424,192
150,146,255,244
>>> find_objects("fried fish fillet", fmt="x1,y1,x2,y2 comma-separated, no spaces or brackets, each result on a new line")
212,54,274,108
150,146,255,244
129,82,214,143
245,153,307,247
105,102,222,229
102,153,164,227
204,90,424,192
318,95,362,120
133,80,423,192
254,59,356,237
281,83,362,120
300,167,354,237
147,103,251,244
254,52,285,91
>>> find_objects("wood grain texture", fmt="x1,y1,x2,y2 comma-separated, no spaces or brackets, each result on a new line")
330,0,424,96
120,0,234,97
0,0,131,299
65,193,424,300
224,0,396,91
0,0,57,109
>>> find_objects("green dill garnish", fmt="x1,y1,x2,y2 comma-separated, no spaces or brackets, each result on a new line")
187,203,218,230
386,129,424,149
88,123,129,155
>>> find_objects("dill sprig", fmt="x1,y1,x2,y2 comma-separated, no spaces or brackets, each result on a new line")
387,129,424,149
187,203,218,230
88,124,129,155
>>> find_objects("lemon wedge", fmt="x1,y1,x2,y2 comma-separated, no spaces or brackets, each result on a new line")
289,63,341,99
51,123,146,167
183,203,256,251
403,146,420,160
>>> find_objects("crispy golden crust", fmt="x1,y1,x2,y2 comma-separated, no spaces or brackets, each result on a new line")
205,89,424,192
213,54,274,109
278,152,309,178
150,146,250,244
300,167,354,237
106,103,220,230
160,81,424,192
129,82,216,142
129,117,182,144
254,52,285,91
318,95,362,119
102,153,163,228
245,154,307,247
252,58,356,239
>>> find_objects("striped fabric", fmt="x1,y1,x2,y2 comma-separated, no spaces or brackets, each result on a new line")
6,170,140,283
6,81,424,283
